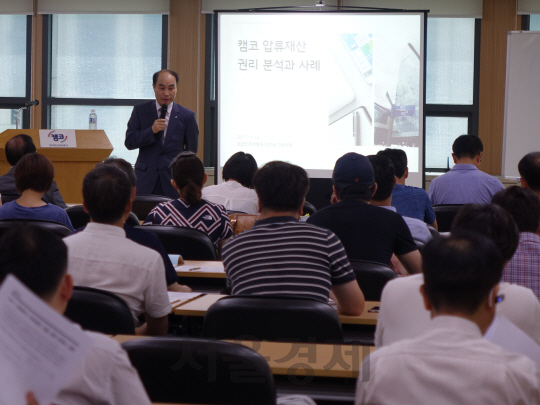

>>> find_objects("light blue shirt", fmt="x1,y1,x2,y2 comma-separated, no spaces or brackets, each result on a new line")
428,164,505,205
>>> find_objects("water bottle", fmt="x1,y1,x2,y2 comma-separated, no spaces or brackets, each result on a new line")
89,109,97,130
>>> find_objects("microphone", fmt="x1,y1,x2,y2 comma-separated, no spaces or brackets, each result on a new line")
24,100,39,107
159,104,167,119
156,104,168,142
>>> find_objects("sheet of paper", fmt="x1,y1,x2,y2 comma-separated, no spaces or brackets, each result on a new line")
485,315,540,368
176,263,225,273
167,292,202,304
0,275,92,405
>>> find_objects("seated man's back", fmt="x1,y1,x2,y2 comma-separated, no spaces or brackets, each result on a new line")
223,216,355,302
65,222,171,325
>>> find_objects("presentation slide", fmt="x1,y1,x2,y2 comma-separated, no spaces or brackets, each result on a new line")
218,11,425,187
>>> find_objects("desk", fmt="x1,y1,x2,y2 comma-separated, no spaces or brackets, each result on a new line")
176,260,226,279
113,335,373,379
172,294,379,326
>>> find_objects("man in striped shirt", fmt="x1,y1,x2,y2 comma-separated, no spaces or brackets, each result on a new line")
222,161,365,316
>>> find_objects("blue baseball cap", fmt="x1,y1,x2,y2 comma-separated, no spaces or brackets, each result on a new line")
332,152,375,189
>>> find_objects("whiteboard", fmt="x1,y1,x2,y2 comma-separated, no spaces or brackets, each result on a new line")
503,31,540,179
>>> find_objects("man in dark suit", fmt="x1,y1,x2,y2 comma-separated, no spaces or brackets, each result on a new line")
0,134,67,208
125,69,199,199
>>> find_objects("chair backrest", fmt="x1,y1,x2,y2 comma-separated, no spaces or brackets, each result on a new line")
202,295,343,343
0,218,72,238
432,204,464,233
122,337,276,405
1,193,19,204
134,225,217,260
303,201,317,216
65,205,139,229
132,194,172,221
64,286,135,335
228,213,260,235
427,225,440,239
350,260,398,301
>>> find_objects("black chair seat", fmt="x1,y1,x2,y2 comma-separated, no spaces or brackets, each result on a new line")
123,337,276,405
65,286,135,335
132,195,172,221
202,295,343,343
350,260,398,301
134,225,217,260
66,205,139,229
0,218,72,238
433,204,464,233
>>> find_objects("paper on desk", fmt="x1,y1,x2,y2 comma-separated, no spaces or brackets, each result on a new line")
485,315,540,369
167,292,202,304
0,275,92,405
176,263,225,273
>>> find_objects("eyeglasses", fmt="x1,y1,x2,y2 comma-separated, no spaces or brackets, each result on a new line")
169,151,196,169
488,286,505,308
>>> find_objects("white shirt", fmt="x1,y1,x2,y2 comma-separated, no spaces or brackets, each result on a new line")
357,316,540,405
202,180,259,214
55,328,151,405
376,274,540,347
155,100,173,139
64,223,171,324
380,205,432,244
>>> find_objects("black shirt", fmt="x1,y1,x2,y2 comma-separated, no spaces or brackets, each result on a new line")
307,199,418,266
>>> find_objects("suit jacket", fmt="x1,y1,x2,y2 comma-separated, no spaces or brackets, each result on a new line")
0,167,67,208
125,100,199,199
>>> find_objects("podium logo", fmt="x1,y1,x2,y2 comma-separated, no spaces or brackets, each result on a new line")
47,130,68,143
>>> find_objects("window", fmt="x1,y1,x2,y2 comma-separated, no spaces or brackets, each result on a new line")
0,15,31,132
43,14,167,164
425,18,480,171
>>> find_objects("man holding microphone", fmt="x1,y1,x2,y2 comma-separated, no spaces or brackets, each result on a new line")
125,69,199,198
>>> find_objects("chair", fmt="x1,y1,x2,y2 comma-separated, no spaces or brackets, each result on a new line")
134,225,217,260
132,194,172,221
350,260,398,301
122,337,276,405
64,286,135,335
427,225,440,239
433,204,464,232
303,201,317,215
0,218,72,238
65,205,140,229
1,193,19,204
202,295,343,343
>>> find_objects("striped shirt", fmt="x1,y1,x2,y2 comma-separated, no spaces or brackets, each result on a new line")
503,232,540,300
222,216,356,303
143,198,233,247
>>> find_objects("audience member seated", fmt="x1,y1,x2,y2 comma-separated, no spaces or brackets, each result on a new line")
518,151,540,198
144,151,233,254
377,148,437,229
356,232,540,404
100,157,191,292
492,186,540,300
0,153,73,231
222,160,365,316
368,155,432,245
375,204,540,347
202,151,259,214
0,224,151,405
0,134,66,208
64,165,170,336
307,152,421,274
428,134,504,204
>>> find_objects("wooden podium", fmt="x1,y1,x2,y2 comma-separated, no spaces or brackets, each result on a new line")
0,129,113,204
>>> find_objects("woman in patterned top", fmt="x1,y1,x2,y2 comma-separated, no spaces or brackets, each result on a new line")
143,151,233,255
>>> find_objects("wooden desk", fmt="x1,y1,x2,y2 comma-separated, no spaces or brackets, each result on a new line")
176,260,226,279
113,335,373,379
172,294,379,325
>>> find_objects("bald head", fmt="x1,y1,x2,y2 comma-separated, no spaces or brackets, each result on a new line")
5,134,36,166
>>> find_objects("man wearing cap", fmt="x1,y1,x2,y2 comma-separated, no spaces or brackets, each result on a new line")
307,152,422,274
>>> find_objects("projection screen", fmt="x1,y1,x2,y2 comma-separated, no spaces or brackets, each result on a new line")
217,10,426,188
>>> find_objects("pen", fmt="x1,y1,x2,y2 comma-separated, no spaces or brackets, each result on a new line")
189,267,201,271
